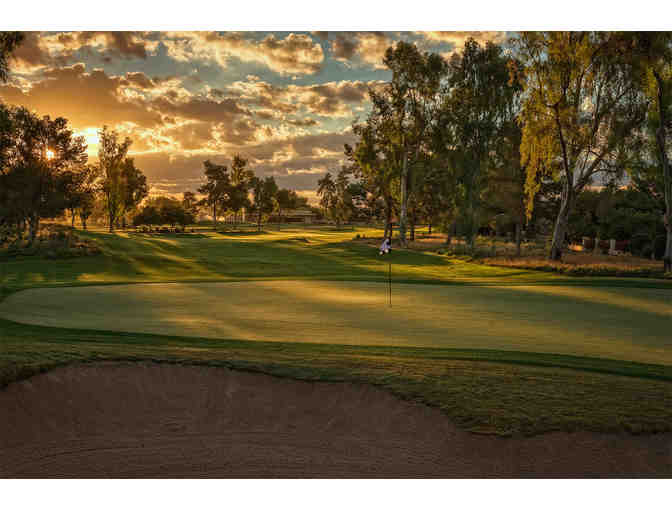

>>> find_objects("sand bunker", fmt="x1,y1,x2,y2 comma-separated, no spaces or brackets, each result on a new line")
1,281,671,364
1,363,670,478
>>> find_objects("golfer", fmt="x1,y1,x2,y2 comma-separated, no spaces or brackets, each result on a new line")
379,237,392,255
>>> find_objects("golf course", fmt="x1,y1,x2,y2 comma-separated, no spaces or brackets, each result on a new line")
2,225,671,477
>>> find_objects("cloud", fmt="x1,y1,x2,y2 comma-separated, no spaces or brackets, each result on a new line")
149,95,249,124
415,31,506,53
128,129,355,195
286,117,318,127
121,71,156,89
1,33,367,195
10,31,157,73
290,80,374,116
229,78,379,118
319,32,394,69
0,63,162,128
163,32,325,75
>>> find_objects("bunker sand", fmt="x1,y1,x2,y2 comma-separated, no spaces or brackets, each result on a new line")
1,281,671,365
1,363,670,478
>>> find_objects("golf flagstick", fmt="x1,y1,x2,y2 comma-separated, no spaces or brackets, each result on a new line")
388,260,391,307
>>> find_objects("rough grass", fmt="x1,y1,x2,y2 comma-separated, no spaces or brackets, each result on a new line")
480,252,667,278
2,317,671,437
1,224,671,436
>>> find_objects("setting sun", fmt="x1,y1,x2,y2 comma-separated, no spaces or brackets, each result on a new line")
45,149,54,160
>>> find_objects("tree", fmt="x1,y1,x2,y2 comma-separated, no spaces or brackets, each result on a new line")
250,175,278,231
482,57,527,255
624,32,672,272
0,106,87,241
182,191,200,219
160,199,191,227
317,168,352,229
346,124,399,238
317,172,336,223
77,188,96,230
276,188,307,222
98,126,132,232
413,154,457,237
0,32,24,83
118,157,148,227
197,160,231,230
228,154,253,224
134,197,195,228
514,32,647,260
345,181,371,222
132,204,161,228
435,38,517,252
362,41,445,247
61,164,98,228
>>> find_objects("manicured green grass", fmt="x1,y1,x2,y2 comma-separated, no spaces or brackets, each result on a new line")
3,281,671,365
1,225,671,436
0,226,599,290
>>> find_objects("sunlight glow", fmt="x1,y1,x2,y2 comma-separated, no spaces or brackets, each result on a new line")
45,150,55,160
75,127,101,157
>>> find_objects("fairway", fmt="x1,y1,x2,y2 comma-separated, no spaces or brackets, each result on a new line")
2,280,670,365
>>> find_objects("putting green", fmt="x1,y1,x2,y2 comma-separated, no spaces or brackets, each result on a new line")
1,281,670,365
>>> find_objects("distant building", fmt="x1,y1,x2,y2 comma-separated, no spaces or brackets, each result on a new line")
268,209,317,224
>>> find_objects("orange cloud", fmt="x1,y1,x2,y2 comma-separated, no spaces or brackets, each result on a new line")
163,32,324,75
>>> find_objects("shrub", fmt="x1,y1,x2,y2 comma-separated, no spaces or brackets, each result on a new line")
0,225,101,260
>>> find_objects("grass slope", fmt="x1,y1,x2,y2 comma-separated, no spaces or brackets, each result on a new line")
1,225,671,436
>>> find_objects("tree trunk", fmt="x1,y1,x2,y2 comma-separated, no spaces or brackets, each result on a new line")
28,215,39,243
18,218,26,239
649,70,671,272
464,167,478,254
384,199,392,239
445,221,455,247
212,203,218,231
466,201,476,254
399,155,409,247
550,182,573,261
515,221,522,257
108,210,115,233
428,222,432,235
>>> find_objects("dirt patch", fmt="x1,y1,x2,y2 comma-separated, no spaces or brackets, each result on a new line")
1,363,669,478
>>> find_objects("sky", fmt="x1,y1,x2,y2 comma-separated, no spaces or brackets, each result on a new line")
0,31,505,201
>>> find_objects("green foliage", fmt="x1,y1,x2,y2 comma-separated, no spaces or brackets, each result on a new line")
0,224,101,260
275,188,308,220
197,160,231,228
514,32,648,260
98,127,147,231
250,175,279,230
317,168,353,229
358,41,446,245
0,31,24,83
133,196,195,228
0,105,88,240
